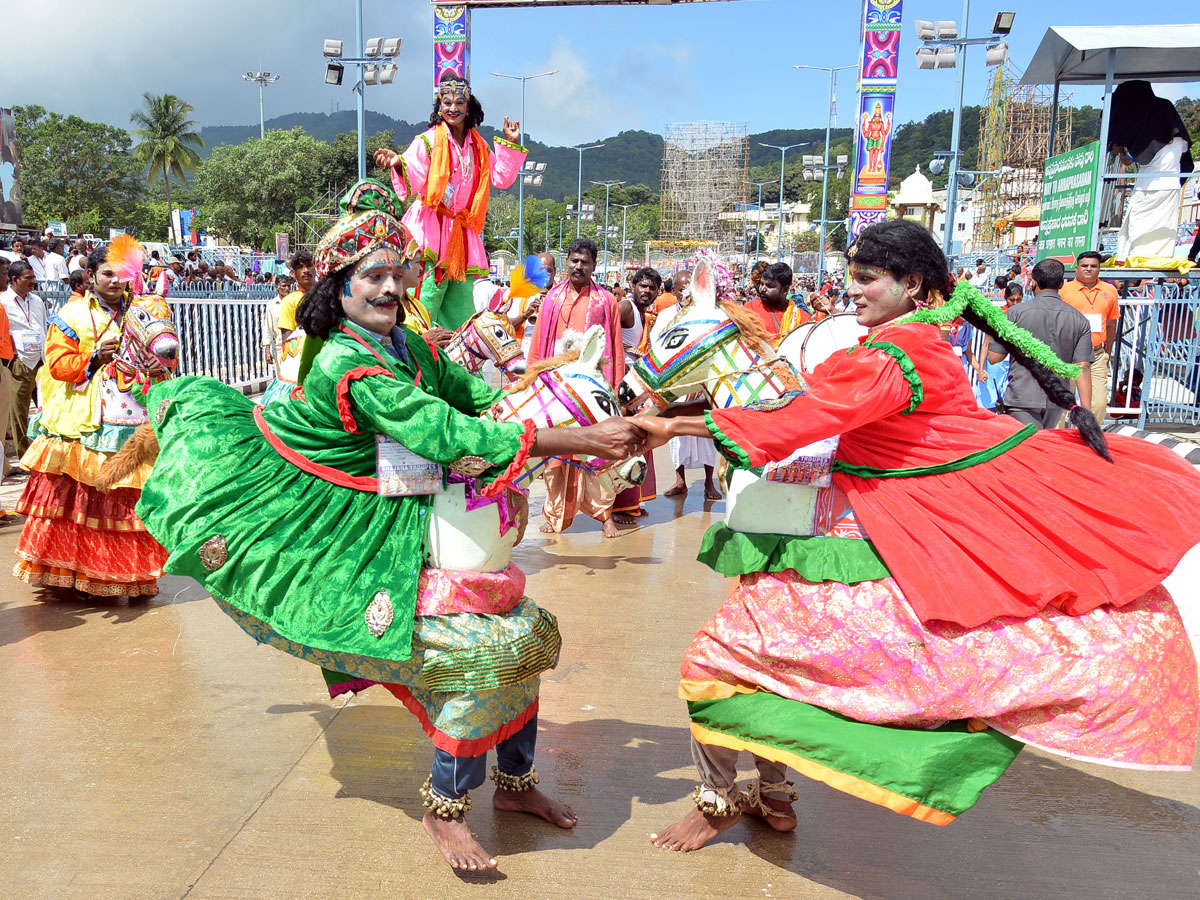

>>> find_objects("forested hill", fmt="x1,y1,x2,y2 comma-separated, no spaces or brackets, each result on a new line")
196,99,1137,201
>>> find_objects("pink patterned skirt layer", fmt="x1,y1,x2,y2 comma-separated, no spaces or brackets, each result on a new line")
681,570,1198,770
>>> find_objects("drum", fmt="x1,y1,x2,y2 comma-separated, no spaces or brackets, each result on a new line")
799,313,868,373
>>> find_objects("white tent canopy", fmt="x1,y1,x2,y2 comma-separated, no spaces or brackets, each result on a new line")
1020,24,1200,85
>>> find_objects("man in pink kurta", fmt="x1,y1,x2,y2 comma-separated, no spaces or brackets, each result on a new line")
528,238,626,538
376,75,526,329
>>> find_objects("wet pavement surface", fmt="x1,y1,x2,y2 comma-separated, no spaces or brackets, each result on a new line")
3,449,1200,899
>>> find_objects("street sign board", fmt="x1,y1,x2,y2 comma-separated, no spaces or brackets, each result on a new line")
1037,140,1101,262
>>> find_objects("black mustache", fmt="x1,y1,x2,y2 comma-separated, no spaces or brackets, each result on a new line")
365,293,401,307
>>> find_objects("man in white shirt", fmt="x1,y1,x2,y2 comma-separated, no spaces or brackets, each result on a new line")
23,238,47,281
153,256,184,295
66,239,89,274
969,258,991,290
42,238,70,282
0,260,47,456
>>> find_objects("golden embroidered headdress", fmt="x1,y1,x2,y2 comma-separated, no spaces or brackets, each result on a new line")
313,179,417,278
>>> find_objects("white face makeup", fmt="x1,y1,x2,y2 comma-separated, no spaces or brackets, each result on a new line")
342,248,407,335
846,264,921,328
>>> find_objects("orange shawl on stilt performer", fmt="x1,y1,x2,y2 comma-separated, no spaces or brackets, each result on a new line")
424,124,491,280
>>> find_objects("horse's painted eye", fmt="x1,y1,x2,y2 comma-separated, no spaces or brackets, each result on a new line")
592,390,616,417
490,326,508,341
662,328,689,350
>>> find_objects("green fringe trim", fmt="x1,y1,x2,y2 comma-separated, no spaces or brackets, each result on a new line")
858,340,923,414
706,410,754,469
493,136,528,154
893,280,1082,379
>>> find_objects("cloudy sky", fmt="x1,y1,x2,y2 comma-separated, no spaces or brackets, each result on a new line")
5,0,1196,146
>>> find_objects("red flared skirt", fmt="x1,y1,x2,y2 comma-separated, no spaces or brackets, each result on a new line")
13,471,167,597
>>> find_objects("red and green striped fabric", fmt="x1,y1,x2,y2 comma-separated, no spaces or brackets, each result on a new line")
688,690,1023,825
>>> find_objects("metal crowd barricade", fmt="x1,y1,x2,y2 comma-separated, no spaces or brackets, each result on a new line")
35,283,273,390
1109,277,1200,428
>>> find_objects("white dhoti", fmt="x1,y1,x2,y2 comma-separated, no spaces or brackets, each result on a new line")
670,435,717,470
1117,137,1188,262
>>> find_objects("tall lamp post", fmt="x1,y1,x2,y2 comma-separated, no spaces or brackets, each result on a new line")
516,160,548,258
913,6,1014,257
242,72,281,139
747,180,771,270
759,142,808,262
491,70,558,258
592,180,626,283
615,203,636,280
573,143,605,237
322,1,402,180
794,64,856,284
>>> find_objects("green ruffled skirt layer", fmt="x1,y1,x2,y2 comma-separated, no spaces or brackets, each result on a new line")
138,377,428,664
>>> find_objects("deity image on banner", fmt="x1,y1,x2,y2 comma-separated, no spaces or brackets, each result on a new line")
857,98,894,186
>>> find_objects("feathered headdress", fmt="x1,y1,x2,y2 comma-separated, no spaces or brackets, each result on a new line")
106,234,145,296
507,254,552,301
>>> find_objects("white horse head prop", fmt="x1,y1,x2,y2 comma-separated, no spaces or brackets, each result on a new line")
425,324,646,572
443,294,527,381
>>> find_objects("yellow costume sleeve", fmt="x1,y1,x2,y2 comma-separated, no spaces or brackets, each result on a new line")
278,291,304,331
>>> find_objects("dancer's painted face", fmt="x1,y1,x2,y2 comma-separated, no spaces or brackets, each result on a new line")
342,248,407,335
846,264,920,328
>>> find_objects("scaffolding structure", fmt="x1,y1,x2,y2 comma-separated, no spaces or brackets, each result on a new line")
973,63,1074,250
659,122,749,255
294,187,342,252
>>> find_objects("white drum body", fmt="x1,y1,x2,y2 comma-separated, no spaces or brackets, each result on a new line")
802,313,869,372
425,482,519,573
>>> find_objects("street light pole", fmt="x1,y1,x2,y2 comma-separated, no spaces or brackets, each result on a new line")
354,0,365,180
574,143,605,238
760,142,807,262
794,64,856,287
491,70,558,259
616,204,636,280
592,180,625,283
944,0,970,259
545,208,550,252
747,180,771,269
242,72,281,139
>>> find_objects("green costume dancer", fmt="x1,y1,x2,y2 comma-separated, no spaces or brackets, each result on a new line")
133,180,644,872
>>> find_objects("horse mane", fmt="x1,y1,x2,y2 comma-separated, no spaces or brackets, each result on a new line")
506,348,581,393
718,299,772,347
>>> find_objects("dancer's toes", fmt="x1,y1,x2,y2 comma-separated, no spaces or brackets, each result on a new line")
422,811,498,870
493,786,577,829
649,808,740,852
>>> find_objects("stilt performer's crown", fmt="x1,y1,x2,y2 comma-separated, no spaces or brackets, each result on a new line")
437,75,471,102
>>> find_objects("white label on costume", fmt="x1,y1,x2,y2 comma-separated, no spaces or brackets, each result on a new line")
763,437,837,488
376,434,444,497
953,346,964,357
442,182,456,205
1085,313,1103,333
15,331,41,355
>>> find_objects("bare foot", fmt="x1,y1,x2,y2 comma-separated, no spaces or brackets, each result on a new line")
422,811,498,871
663,481,687,498
493,786,577,828
966,717,989,733
538,522,557,534
743,795,797,833
612,512,638,525
703,483,723,501
602,518,621,539
650,808,741,852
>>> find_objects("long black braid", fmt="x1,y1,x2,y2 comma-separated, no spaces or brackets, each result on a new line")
848,219,1112,461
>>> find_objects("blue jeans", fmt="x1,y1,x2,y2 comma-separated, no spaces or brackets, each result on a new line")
431,715,538,799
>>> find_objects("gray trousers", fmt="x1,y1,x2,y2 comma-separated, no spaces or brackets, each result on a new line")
1006,405,1061,430
691,735,793,801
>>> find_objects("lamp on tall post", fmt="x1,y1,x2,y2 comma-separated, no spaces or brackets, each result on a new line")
615,203,636,280
794,64,856,285
747,180,771,267
759,142,808,262
321,4,402,180
573,143,605,238
913,5,1014,257
242,72,281,139
490,70,557,258
592,180,625,283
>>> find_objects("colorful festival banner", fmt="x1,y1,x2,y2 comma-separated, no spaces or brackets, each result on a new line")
432,4,471,94
850,0,904,239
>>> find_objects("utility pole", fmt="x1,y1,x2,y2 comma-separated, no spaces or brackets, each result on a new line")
615,204,636,281
491,70,557,258
574,143,605,237
242,72,280,139
592,180,625,283
759,142,807,262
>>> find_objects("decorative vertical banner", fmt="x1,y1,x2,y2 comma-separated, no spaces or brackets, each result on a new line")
0,107,22,226
849,0,903,239
432,4,471,94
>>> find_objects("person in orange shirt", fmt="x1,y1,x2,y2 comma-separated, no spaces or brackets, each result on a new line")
1060,250,1119,422
743,262,812,341
654,268,690,316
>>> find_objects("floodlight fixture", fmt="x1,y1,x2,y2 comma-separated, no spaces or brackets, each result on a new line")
935,20,958,39
914,19,936,40
244,71,255,79
803,170,814,182
323,39,343,58
802,154,819,166
836,154,849,165
383,38,402,57
380,63,398,85
523,174,544,186
957,172,976,188
363,64,379,86
928,157,946,176
985,42,1009,67
325,62,344,85
813,169,825,181
992,11,1015,35
365,37,383,57
935,46,957,69
915,47,937,70
535,162,547,173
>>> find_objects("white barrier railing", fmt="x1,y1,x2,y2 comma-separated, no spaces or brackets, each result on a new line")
172,298,272,387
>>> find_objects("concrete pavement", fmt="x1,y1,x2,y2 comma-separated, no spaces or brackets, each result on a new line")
2,451,1200,899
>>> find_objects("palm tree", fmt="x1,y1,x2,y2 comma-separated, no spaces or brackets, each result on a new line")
130,93,204,241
